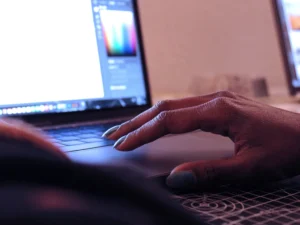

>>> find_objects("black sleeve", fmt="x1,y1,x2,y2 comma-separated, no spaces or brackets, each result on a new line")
0,136,205,225
0,135,66,162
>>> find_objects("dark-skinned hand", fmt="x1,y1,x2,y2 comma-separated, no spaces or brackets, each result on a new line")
103,91,300,189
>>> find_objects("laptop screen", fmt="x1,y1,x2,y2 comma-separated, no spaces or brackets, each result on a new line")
0,0,149,116
276,0,300,91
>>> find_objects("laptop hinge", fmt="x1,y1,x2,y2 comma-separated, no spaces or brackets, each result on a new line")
40,116,132,130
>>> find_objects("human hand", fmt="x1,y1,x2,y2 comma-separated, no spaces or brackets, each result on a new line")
0,118,68,161
103,91,300,189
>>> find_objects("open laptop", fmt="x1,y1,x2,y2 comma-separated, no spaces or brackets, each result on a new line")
0,0,151,130
0,0,234,170
0,0,153,149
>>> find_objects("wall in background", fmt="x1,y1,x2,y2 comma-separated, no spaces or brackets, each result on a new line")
138,0,288,97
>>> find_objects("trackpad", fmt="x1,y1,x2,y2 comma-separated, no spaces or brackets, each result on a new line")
68,132,234,177
133,132,234,176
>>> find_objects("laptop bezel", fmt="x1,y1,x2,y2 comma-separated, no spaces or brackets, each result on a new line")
272,0,300,96
9,0,152,127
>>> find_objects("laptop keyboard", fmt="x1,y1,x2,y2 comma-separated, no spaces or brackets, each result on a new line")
45,123,118,152
172,179,300,225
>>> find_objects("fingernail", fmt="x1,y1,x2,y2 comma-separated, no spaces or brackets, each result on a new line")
113,136,127,149
166,171,197,189
102,126,120,138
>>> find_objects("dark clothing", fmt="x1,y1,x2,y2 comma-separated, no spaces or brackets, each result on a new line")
0,137,203,225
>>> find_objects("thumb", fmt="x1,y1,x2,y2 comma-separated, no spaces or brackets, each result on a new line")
166,156,250,189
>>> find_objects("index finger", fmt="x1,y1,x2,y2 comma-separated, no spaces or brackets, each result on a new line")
114,97,237,151
104,91,240,140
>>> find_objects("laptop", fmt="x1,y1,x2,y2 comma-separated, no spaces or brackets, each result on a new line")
0,0,233,172
1,0,300,224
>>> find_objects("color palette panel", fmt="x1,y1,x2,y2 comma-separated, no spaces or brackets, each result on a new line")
100,10,137,57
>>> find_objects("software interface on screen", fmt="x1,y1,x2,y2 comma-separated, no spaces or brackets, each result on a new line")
0,0,148,116
278,0,300,88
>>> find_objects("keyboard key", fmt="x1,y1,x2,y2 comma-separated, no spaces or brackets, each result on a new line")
78,134,99,139
82,138,105,143
61,132,81,136
79,129,100,134
49,134,65,139
62,140,85,146
57,136,80,142
62,141,115,152
47,138,59,143
54,143,66,147
47,129,72,135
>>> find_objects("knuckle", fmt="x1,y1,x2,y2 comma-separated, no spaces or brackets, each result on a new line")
216,90,236,98
155,111,169,123
129,128,140,140
214,97,230,107
120,119,134,131
210,97,238,122
153,111,171,133
154,100,171,111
